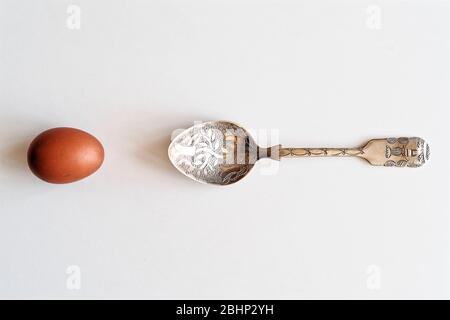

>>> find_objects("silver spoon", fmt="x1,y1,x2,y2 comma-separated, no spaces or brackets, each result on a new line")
168,121,429,185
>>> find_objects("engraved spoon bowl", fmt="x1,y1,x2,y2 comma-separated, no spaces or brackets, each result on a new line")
168,121,259,185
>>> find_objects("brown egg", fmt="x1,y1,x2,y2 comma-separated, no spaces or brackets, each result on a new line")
27,127,104,184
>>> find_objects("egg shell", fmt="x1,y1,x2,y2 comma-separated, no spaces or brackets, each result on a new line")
27,127,104,184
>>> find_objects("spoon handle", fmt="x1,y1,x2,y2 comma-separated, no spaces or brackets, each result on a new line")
277,137,429,168
279,147,363,157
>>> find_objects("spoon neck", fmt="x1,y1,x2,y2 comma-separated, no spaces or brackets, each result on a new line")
257,145,283,161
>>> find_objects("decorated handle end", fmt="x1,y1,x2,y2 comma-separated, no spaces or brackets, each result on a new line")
362,137,430,167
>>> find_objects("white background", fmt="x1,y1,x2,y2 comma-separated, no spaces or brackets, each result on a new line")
0,0,449,299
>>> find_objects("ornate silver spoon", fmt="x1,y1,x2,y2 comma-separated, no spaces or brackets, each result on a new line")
168,121,429,185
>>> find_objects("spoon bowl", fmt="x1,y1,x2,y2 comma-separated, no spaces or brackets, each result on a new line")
168,121,259,185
